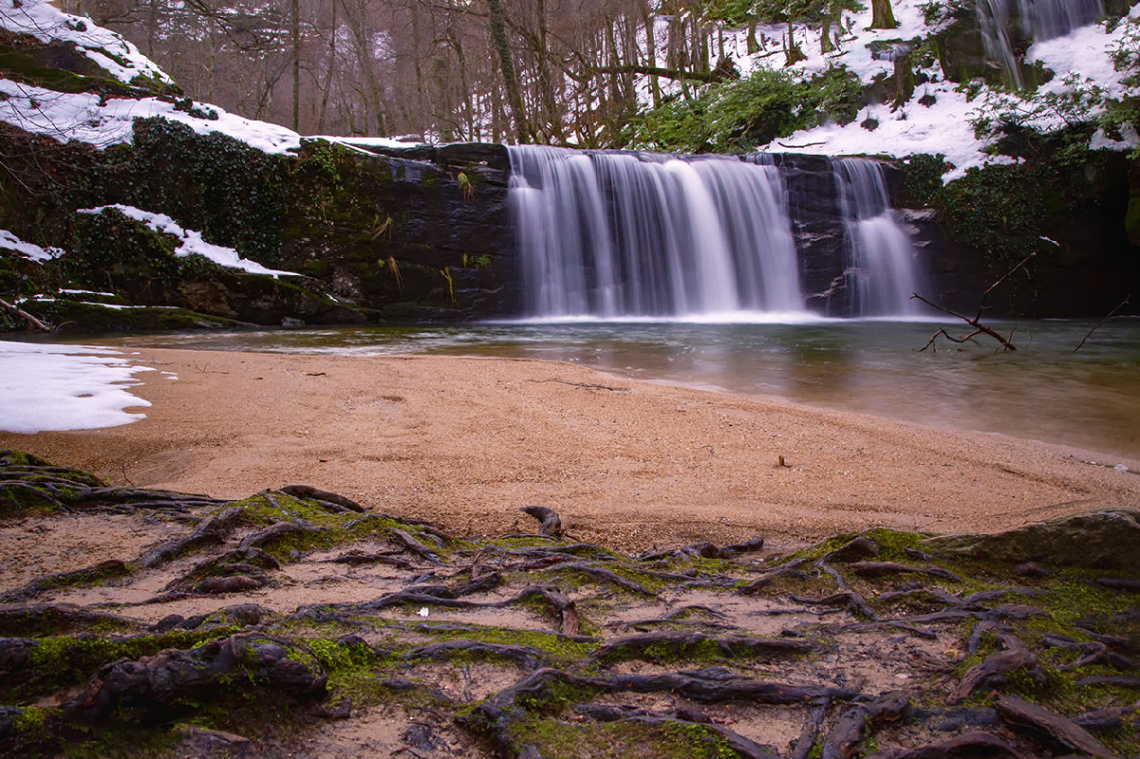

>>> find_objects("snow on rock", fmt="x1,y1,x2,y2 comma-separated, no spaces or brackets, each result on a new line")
0,228,63,261
0,340,155,433
323,135,428,150
77,204,300,278
0,79,302,153
0,0,173,87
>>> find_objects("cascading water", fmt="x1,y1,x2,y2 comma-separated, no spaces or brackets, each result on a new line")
833,158,921,317
508,145,803,319
1017,0,1104,40
975,0,1105,88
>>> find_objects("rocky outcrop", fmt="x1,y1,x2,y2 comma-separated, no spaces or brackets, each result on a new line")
1,122,515,329
922,508,1140,572
277,140,514,321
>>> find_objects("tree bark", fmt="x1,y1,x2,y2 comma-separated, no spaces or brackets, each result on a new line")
871,0,899,29
487,0,530,143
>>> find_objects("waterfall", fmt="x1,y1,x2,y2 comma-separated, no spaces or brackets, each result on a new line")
1018,0,1103,40
976,0,1024,88
975,0,1105,88
508,145,803,319
833,158,921,317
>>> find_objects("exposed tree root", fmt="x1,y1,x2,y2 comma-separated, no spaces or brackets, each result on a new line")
994,694,1124,759
2,452,1138,758
951,630,1037,704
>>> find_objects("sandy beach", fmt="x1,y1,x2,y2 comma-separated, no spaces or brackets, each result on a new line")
3,347,1139,553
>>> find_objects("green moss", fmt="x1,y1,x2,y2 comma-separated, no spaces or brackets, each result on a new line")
0,45,135,97
512,716,741,759
308,637,379,673
11,627,240,701
13,705,52,736
416,623,596,666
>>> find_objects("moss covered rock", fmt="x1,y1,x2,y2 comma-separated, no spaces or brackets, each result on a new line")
922,508,1140,571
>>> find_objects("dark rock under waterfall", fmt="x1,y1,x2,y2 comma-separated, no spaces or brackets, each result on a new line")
772,154,852,316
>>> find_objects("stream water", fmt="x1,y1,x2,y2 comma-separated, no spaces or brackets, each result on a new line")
93,317,1140,461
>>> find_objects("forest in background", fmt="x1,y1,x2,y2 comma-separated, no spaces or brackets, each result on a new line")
61,0,883,147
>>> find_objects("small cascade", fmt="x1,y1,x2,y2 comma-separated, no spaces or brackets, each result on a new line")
833,158,920,317
976,0,1024,88
975,0,1105,88
508,146,802,319
1019,0,1103,40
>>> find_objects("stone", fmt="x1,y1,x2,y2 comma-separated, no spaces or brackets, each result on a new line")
921,509,1140,572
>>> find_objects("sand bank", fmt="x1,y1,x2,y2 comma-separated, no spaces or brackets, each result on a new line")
3,347,1138,552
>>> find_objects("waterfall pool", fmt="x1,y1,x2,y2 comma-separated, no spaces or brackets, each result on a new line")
77,317,1140,461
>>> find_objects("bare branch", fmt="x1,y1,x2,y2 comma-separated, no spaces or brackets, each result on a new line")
0,296,51,332
1074,295,1131,352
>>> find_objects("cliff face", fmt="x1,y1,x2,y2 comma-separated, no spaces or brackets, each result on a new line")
1,122,517,329
4,127,1136,329
277,141,515,322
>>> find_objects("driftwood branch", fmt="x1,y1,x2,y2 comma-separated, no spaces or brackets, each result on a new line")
913,253,1036,352
0,296,50,331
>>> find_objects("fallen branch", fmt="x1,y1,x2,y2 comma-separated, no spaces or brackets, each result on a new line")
1074,294,1130,352
0,296,50,331
913,253,1036,352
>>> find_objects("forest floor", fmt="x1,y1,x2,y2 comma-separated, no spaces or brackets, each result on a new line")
0,448,1137,758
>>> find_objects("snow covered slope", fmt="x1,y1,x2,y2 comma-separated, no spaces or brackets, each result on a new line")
737,1,1140,177
0,0,300,153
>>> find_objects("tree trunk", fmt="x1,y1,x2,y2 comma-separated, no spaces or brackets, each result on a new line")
291,0,300,132
642,0,661,108
343,0,386,136
871,0,899,29
487,0,530,144
821,15,836,54
317,0,338,134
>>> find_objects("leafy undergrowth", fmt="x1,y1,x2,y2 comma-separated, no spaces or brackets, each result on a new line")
1,449,1137,758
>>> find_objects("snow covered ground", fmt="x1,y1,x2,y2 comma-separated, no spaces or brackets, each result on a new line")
0,341,160,433
749,1,1140,178
0,78,303,153
0,0,173,86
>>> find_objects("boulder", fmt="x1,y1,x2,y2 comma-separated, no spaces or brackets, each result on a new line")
921,509,1140,572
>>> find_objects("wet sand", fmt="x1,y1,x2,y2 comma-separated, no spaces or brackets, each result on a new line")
3,347,1138,552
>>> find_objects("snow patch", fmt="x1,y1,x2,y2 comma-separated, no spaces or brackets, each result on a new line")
0,340,154,433
755,2,1139,179
0,79,302,153
0,229,63,262
77,205,300,278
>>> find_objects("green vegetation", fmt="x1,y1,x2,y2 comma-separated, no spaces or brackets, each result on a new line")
627,66,864,153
